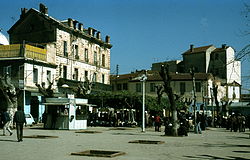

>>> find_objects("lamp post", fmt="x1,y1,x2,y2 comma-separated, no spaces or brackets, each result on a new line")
140,74,147,132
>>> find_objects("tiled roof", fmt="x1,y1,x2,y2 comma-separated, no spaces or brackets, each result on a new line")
183,45,214,55
111,70,213,82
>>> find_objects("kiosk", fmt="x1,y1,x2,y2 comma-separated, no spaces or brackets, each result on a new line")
43,97,89,130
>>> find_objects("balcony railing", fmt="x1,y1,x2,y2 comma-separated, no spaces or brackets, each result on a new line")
0,44,47,61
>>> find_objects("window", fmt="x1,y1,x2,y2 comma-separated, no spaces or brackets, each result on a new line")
33,68,38,83
136,83,141,92
102,74,105,84
73,68,78,81
150,83,156,92
75,45,79,59
102,54,105,67
195,82,201,92
63,66,67,79
180,82,186,95
123,83,128,90
93,73,97,82
117,84,122,90
215,53,219,60
94,51,97,65
63,41,68,57
84,49,89,62
47,70,51,84
3,65,11,76
19,65,24,80
85,71,88,80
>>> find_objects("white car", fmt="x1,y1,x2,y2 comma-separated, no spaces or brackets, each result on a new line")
25,114,35,126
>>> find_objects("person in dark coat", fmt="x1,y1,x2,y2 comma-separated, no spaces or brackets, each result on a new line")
13,106,26,142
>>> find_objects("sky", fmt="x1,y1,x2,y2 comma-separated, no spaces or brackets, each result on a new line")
0,0,249,92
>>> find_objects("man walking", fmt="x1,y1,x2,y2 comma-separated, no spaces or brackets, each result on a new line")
2,109,13,136
13,106,26,142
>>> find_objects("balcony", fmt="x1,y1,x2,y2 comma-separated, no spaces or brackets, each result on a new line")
0,44,47,61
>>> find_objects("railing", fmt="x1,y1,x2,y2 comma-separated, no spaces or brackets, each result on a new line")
0,44,47,61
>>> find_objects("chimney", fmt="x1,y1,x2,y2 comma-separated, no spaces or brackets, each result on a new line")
222,44,227,49
88,27,93,36
96,31,101,40
78,23,83,31
39,3,48,15
20,8,28,19
105,35,110,44
68,18,73,28
73,20,78,29
190,44,194,52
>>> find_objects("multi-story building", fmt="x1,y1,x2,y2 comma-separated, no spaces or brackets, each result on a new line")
152,44,241,103
111,70,216,108
0,4,112,121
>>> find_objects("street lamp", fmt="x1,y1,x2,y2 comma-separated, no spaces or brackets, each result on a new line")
134,73,147,132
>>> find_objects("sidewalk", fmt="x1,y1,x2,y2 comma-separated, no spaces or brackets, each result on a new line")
0,126,249,160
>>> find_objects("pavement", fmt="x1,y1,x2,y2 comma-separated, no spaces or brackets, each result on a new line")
0,125,249,160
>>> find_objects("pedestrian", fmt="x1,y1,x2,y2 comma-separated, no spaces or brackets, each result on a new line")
13,106,26,142
154,115,161,132
2,109,13,136
195,112,202,134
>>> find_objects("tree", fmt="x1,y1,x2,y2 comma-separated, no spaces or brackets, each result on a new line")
159,65,178,136
36,81,54,98
0,74,19,126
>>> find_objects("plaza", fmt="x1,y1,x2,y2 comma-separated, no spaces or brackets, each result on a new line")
0,126,249,160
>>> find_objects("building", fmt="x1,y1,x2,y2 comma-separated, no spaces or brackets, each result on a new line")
152,44,241,103
111,70,216,108
0,4,112,122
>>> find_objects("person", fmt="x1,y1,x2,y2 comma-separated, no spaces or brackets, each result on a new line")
13,106,26,142
2,109,13,136
195,112,202,134
154,115,161,132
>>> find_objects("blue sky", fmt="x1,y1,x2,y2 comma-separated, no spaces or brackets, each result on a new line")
0,0,249,92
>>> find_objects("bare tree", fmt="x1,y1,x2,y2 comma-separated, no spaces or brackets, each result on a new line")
36,80,54,98
159,65,178,136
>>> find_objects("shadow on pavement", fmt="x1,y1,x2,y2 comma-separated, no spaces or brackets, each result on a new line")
201,143,250,148
184,154,250,160
0,139,18,143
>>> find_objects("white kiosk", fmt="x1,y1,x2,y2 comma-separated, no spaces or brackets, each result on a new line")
43,97,89,130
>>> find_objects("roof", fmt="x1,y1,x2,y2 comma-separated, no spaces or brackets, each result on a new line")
212,46,230,52
8,8,112,48
111,70,213,82
183,45,214,55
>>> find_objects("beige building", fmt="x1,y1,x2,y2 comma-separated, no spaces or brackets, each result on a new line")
0,4,112,121
152,44,241,103
111,70,214,106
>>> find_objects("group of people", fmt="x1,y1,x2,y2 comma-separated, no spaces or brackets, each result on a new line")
1,106,26,142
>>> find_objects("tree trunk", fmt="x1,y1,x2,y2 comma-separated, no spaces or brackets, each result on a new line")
159,65,178,136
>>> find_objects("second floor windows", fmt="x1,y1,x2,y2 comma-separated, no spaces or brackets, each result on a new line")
74,45,79,59
63,66,67,79
63,41,68,57
94,51,97,65
102,54,105,67
84,49,89,62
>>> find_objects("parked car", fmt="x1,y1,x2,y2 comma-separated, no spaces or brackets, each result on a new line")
25,113,35,126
